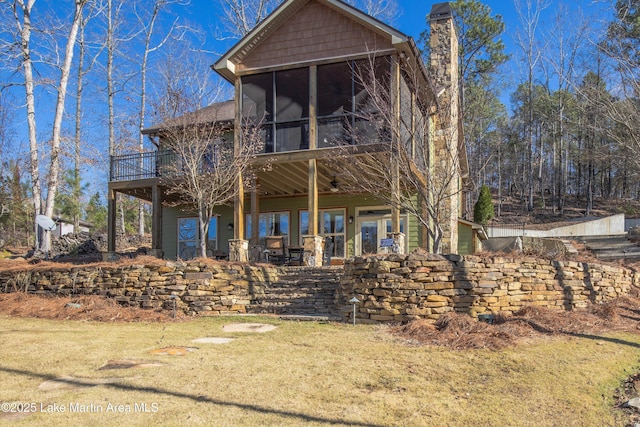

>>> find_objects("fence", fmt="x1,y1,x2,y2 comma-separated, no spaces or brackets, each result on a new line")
485,223,526,238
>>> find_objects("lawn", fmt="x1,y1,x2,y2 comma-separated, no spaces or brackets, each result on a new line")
1,314,639,426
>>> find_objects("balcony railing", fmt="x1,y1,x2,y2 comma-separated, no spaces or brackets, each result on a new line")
110,150,175,182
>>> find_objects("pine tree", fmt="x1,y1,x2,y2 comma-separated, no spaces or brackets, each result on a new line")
85,192,107,233
473,185,494,225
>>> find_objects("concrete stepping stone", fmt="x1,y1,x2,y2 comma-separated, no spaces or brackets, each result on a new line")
222,323,277,333
191,337,235,344
99,359,164,370
38,375,121,391
149,346,198,356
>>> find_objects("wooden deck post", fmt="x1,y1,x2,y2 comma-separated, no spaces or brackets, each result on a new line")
151,184,162,256
107,186,116,253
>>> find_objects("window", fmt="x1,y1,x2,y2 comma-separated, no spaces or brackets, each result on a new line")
177,216,218,260
241,68,309,153
245,211,290,246
299,209,346,258
178,218,198,260
207,217,218,254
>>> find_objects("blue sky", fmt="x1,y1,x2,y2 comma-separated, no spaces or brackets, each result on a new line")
181,0,615,94
3,0,617,202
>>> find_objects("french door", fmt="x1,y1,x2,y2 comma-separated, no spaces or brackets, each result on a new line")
356,211,406,255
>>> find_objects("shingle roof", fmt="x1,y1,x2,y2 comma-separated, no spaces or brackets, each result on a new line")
142,100,235,135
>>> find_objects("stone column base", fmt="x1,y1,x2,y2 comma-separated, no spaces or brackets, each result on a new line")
228,239,249,262
302,235,324,267
388,232,405,255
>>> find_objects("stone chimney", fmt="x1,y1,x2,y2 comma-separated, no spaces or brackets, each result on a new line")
429,2,460,254
429,3,458,99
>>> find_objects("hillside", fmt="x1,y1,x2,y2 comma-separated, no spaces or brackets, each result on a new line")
486,194,640,230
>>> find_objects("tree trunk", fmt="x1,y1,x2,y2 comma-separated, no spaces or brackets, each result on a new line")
136,1,163,238
18,0,42,249
73,13,86,231
44,0,86,227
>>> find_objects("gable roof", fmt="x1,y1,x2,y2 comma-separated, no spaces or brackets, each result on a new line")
213,0,414,82
142,100,235,136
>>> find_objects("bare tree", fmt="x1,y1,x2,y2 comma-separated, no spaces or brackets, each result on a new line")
42,0,88,254
215,0,279,39
346,0,399,24
214,0,398,40
544,4,588,214
7,0,88,252
134,0,184,237
149,43,261,259
596,0,640,185
514,0,550,212
329,55,464,253
10,0,41,248
72,0,103,230
102,0,141,235
156,106,264,259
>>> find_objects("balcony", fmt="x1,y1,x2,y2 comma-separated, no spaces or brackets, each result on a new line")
109,150,175,182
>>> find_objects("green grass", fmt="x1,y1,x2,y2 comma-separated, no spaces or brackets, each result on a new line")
1,315,638,426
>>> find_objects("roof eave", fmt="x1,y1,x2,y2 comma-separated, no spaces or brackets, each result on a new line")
212,0,411,81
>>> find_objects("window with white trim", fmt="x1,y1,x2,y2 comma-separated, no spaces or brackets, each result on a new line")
245,211,290,246
299,208,346,258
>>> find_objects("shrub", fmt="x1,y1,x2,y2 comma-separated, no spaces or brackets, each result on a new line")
473,185,494,225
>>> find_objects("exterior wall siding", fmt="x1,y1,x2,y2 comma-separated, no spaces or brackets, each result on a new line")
161,194,427,260
162,205,234,260
239,0,393,72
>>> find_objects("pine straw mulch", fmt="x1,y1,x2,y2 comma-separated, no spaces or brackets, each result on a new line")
0,292,187,322
392,296,640,351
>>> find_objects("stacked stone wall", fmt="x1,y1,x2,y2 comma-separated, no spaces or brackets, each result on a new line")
0,261,279,316
2,254,638,322
338,253,640,323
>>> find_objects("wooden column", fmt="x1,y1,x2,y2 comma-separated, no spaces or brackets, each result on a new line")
107,187,116,252
250,178,259,245
151,184,162,251
391,54,401,234
391,159,400,233
233,78,245,241
308,65,319,235
308,159,318,235
309,65,317,150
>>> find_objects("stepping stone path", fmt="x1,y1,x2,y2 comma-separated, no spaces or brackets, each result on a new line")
99,359,164,370
191,337,235,344
38,375,122,391
150,346,198,356
222,323,277,333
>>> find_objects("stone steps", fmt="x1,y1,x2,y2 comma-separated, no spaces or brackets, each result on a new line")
581,234,640,261
247,266,343,318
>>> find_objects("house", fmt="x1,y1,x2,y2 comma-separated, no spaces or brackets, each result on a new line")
52,215,92,237
107,0,470,263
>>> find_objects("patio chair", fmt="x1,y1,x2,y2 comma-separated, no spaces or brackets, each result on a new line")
287,246,304,266
265,236,287,265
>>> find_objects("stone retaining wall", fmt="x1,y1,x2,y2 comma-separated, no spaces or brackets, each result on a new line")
338,253,640,323
0,261,280,315
2,253,639,322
